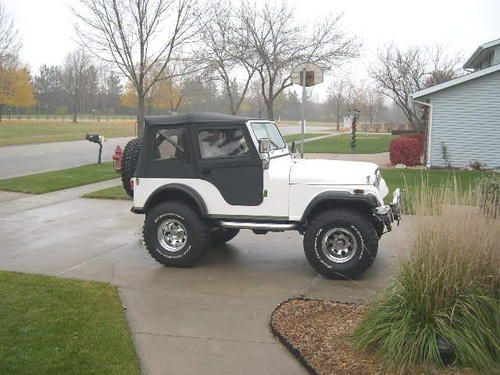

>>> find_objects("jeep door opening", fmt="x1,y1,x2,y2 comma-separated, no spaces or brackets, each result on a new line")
127,113,401,279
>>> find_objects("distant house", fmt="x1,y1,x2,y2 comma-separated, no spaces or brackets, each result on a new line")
412,38,500,169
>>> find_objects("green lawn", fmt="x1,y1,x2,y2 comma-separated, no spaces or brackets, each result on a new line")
381,168,489,195
283,133,325,143
0,162,119,194
303,134,397,153
83,185,131,200
381,168,492,213
0,120,136,146
0,271,140,375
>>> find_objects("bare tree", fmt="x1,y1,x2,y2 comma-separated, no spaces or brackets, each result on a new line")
327,78,350,130
371,44,460,130
237,0,358,120
200,1,256,115
360,85,384,130
0,1,20,65
73,0,204,135
425,44,462,87
61,49,93,122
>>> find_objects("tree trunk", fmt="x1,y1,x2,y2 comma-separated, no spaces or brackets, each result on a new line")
266,101,274,120
336,114,340,131
225,80,237,115
72,100,78,123
0,104,3,122
137,94,146,137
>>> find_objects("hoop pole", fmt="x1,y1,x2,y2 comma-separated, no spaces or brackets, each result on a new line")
300,68,306,159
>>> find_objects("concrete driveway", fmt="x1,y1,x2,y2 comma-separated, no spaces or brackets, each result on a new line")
0,189,410,374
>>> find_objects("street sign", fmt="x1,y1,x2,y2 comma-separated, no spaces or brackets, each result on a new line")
291,63,324,87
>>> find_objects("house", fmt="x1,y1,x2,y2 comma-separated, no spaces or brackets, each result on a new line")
412,38,500,169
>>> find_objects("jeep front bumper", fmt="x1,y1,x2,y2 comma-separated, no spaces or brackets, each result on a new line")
373,188,401,232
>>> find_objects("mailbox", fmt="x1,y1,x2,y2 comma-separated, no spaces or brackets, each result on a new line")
85,133,104,164
86,134,103,144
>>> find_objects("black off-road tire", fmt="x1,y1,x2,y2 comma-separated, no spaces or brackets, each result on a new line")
303,208,379,279
210,228,239,245
121,137,142,197
143,201,209,267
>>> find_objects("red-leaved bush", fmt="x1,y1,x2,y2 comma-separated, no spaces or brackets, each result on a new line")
389,134,424,166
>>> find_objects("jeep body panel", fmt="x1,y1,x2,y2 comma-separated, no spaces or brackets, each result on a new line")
134,152,292,219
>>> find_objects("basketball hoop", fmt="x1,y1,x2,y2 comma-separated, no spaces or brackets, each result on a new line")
291,63,325,158
291,63,324,87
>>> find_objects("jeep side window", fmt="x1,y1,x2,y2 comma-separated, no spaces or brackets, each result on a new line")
154,128,188,161
198,129,249,159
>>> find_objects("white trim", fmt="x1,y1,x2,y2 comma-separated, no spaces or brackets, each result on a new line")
413,100,433,168
463,38,500,69
412,64,500,99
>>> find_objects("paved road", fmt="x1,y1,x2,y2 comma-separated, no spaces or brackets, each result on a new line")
0,187,410,375
0,137,133,179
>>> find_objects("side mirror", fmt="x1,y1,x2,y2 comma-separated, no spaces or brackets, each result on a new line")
259,138,271,154
291,141,296,154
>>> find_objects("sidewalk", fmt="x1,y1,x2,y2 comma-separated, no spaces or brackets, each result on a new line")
0,178,120,215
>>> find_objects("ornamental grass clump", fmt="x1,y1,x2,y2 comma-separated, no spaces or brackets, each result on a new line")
475,173,500,218
353,183,500,373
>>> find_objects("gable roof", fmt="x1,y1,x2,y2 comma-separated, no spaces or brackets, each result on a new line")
463,37,500,70
144,112,258,127
412,63,500,99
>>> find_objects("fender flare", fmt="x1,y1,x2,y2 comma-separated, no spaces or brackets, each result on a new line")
143,183,208,216
300,191,378,223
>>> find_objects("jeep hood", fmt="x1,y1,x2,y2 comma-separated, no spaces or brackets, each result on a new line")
289,159,379,185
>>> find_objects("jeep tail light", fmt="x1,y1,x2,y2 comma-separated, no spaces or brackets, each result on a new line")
130,178,135,191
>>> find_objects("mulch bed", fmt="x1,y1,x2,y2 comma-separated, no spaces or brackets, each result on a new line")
270,298,387,375
270,298,473,375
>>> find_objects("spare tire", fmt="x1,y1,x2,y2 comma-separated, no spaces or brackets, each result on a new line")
121,137,142,197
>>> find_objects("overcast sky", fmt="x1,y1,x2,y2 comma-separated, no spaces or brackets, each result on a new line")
4,0,500,91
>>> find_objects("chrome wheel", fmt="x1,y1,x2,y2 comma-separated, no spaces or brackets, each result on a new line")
321,227,358,263
157,219,187,252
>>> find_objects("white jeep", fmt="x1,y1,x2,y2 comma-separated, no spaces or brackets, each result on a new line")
130,113,401,279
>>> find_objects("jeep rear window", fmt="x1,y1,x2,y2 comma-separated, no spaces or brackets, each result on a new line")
154,128,188,162
251,122,286,150
198,129,249,159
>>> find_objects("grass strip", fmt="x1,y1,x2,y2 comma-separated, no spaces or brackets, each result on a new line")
83,185,131,200
0,162,118,194
0,271,140,375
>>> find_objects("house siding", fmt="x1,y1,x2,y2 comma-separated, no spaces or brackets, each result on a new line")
425,69,500,168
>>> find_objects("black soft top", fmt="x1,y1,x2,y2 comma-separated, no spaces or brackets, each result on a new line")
144,112,260,127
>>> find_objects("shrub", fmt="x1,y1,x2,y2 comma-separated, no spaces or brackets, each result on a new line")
389,134,424,166
353,184,500,373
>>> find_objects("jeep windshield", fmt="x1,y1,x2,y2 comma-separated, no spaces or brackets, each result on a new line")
250,121,286,150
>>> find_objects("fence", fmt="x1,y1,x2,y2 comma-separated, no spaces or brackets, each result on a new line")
4,114,137,122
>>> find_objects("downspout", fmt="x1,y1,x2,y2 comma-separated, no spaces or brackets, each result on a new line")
412,99,433,169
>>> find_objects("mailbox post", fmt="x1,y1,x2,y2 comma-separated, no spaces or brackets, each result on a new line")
85,133,103,164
